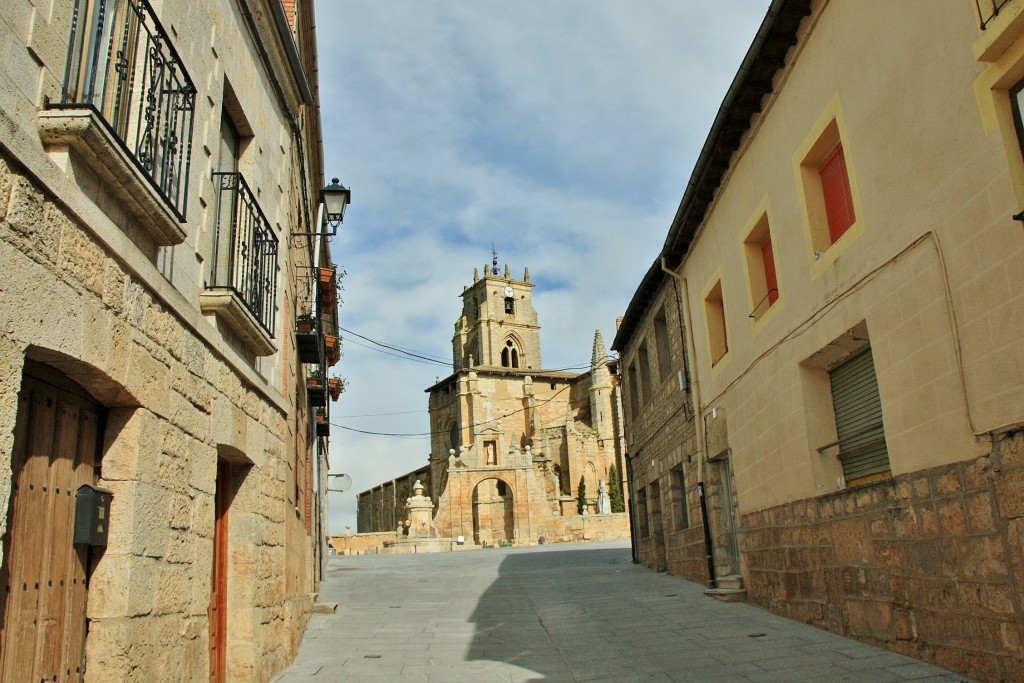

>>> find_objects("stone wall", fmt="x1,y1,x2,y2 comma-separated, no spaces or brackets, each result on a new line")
740,431,1024,682
0,148,315,679
543,513,631,544
329,533,400,555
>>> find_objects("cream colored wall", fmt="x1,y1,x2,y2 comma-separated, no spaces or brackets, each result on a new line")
678,0,1020,513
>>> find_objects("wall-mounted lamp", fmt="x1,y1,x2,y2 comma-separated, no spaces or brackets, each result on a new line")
291,177,352,237
322,178,351,228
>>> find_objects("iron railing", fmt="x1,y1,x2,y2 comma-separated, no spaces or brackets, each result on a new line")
210,172,279,336
976,0,1016,29
54,0,196,220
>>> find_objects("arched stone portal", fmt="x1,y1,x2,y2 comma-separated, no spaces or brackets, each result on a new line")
472,477,514,546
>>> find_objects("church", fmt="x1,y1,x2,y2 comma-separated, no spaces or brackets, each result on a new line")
355,261,630,547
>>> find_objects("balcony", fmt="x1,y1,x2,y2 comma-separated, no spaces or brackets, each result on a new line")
39,0,196,244
976,0,1016,29
199,172,279,355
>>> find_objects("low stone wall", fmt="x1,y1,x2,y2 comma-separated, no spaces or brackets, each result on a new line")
329,513,631,554
740,431,1024,682
543,513,631,544
328,532,399,555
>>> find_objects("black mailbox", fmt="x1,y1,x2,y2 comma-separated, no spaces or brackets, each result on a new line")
74,484,113,547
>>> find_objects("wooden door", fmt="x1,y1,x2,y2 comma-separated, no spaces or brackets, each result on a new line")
208,461,230,682
0,363,104,681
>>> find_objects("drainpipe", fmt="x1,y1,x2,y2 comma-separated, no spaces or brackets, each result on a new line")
660,257,716,588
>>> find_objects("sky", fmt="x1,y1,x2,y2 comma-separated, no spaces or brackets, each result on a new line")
314,1,770,534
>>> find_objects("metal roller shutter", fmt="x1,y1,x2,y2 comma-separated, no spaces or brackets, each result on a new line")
829,347,890,483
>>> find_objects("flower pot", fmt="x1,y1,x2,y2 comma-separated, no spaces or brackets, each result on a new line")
324,335,341,366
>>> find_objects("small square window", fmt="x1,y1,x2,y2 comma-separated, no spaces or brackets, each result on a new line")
793,100,863,264
819,142,856,244
742,212,779,320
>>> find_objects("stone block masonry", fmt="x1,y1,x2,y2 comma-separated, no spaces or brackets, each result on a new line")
0,147,312,680
740,430,1024,682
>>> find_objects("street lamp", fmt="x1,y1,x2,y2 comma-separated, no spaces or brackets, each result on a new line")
290,177,352,237
321,178,351,228
327,472,352,494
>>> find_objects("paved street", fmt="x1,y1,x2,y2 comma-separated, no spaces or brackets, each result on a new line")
273,541,971,683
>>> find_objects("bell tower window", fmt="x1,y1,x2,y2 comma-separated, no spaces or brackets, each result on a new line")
505,297,515,314
501,339,520,368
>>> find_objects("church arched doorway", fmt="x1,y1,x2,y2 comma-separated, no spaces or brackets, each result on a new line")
472,478,514,546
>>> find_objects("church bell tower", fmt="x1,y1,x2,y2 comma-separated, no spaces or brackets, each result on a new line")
452,256,542,371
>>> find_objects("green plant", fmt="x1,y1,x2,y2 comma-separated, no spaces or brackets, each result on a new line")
328,376,346,400
334,265,347,299
576,475,587,515
308,368,324,381
608,464,625,513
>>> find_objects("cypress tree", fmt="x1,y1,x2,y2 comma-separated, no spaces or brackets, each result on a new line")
577,475,587,514
608,464,625,513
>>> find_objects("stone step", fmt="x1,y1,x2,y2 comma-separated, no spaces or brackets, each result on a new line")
716,574,745,590
704,587,747,603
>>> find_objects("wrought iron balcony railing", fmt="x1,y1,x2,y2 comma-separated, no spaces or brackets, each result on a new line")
210,172,279,336
53,0,196,220
976,0,1016,29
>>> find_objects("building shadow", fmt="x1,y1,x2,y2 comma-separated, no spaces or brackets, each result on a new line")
465,543,634,683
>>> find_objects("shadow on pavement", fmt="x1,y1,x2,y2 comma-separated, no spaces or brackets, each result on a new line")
465,544,636,683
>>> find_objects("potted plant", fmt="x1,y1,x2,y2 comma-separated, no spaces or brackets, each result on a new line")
307,368,324,387
318,264,337,285
323,323,341,366
296,312,316,333
328,376,346,401
314,406,330,436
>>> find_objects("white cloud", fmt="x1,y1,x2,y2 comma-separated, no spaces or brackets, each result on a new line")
316,0,770,533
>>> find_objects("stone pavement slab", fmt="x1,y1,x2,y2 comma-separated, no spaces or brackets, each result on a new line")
273,541,972,683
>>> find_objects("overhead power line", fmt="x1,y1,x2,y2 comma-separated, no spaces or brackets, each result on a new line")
332,383,572,439
339,325,451,366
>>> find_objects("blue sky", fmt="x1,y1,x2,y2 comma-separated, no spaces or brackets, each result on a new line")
315,1,770,533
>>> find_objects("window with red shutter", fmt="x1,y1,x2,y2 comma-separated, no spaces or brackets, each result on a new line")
819,143,856,244
761,236,778,306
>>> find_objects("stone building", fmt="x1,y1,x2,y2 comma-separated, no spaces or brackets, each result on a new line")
613,0,1024,680
357,262,630,546
0,0,343,680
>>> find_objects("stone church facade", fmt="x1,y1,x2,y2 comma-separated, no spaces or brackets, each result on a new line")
356,264,630,546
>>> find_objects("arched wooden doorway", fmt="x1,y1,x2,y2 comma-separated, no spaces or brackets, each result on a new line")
0,361,106,681
472,478,514,546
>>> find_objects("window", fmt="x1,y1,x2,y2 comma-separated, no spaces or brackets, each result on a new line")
448,421,459,451
742,211,779,320
500,339,519,368
672,467,689,530
638,342,653,403
1010,77,1024,158
829,346,890,485
627,362,641,418
653,310,672,381
635,485,649,538
794,100,863,264
704,280,728,366
504,297,515,314
761,236,779,305
819,142,856,244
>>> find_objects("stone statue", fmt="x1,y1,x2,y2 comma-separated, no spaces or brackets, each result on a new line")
596,479,611,515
